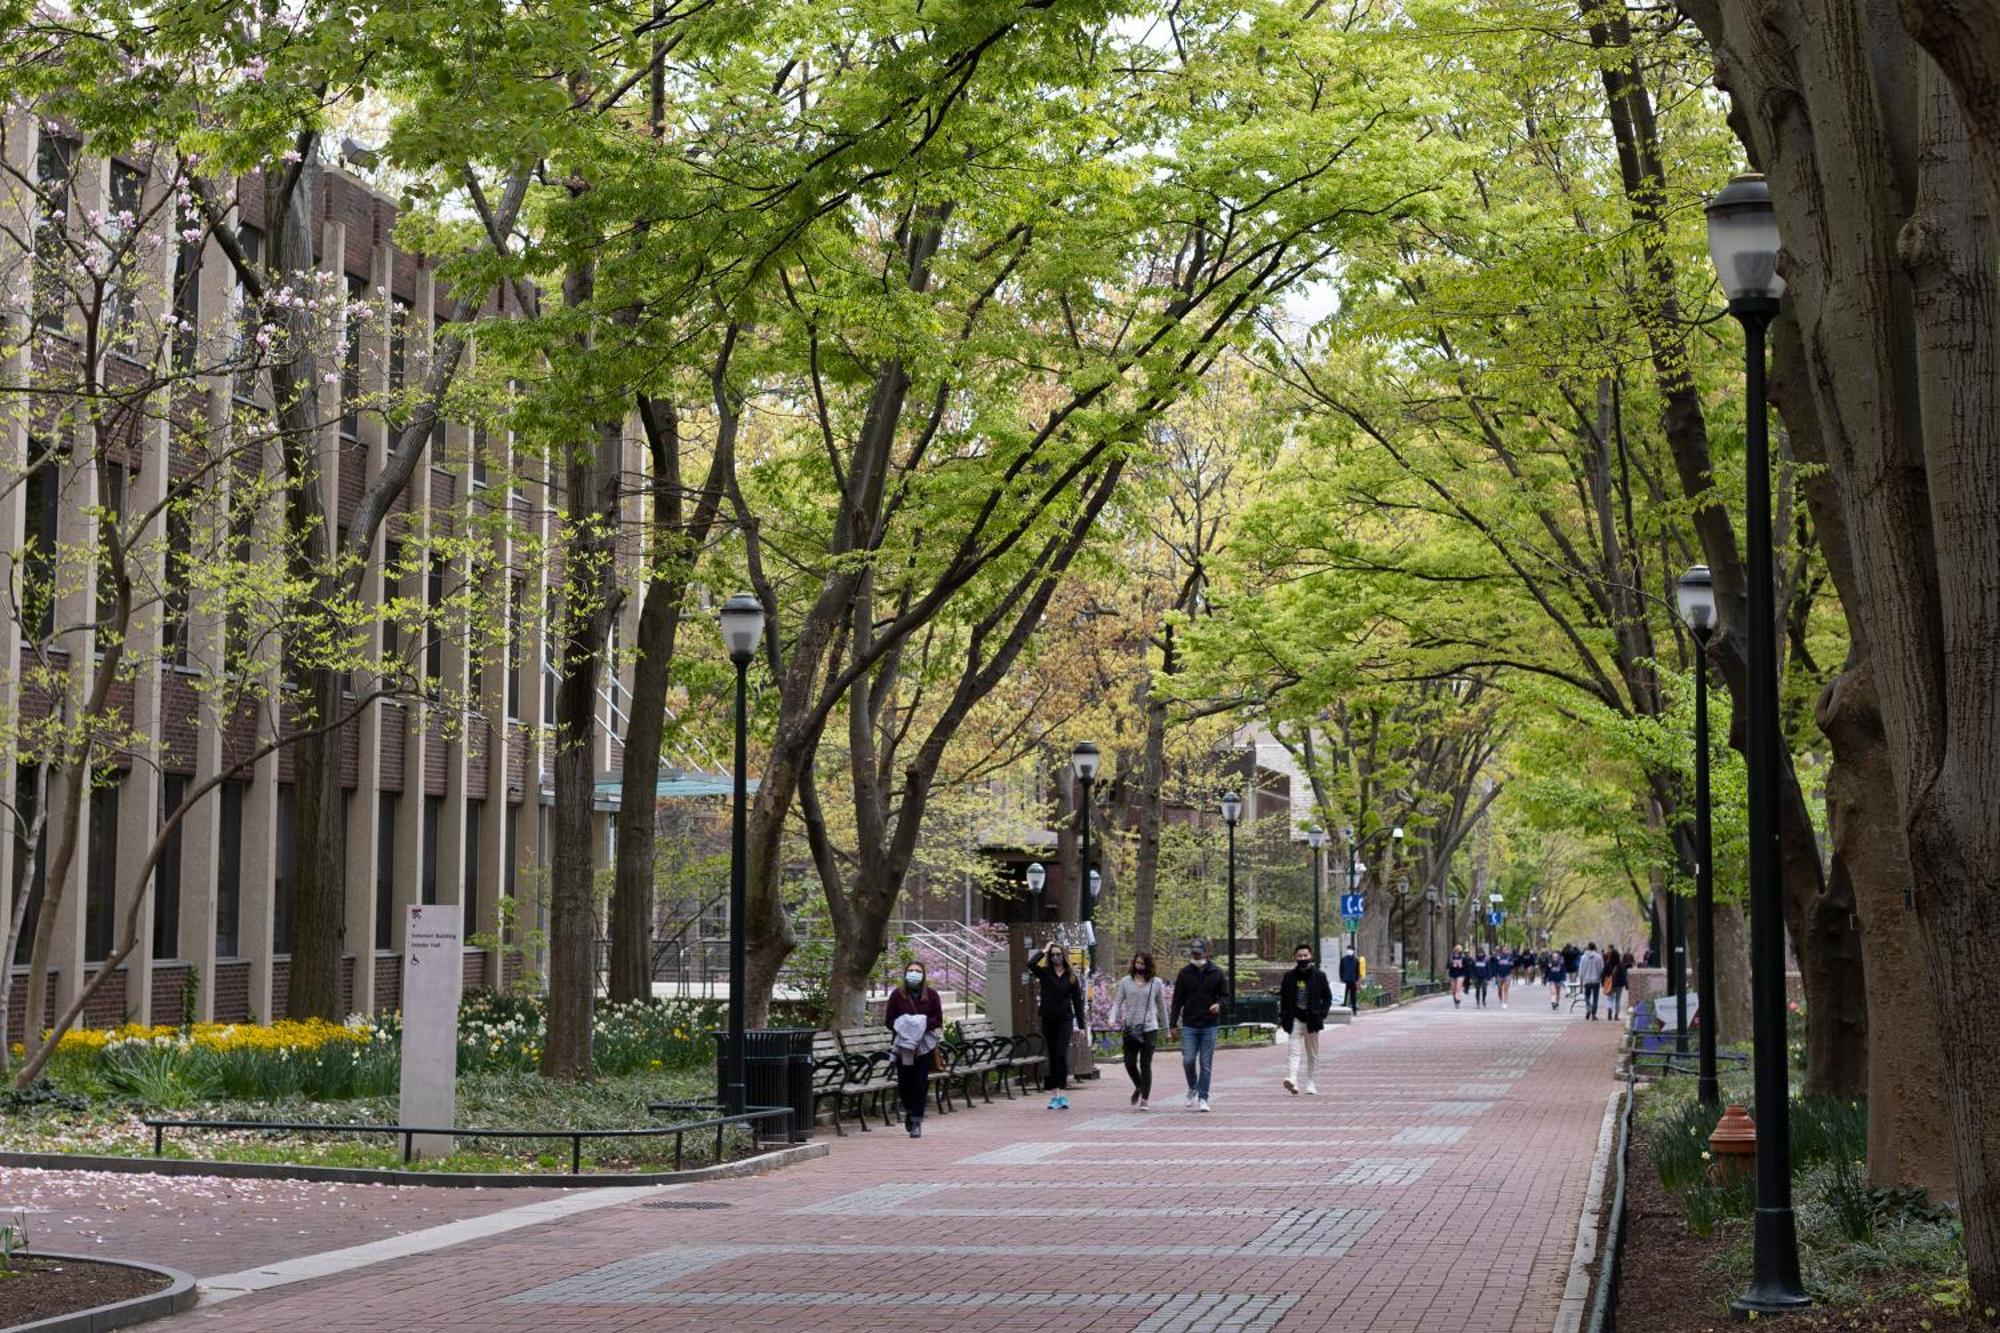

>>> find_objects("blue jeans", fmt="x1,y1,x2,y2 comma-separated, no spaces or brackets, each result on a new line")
1181,1025,1218,1098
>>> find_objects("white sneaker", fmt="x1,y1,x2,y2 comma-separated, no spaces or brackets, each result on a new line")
1304,1082,1318,1095
1138,1098,1149,1111
1185,1090,1198,1109
1283,1076,1297,1095
1501,1002,1508,1010
1198,1098,1212,1113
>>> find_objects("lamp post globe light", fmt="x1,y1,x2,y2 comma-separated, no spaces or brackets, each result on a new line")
1392,827,1406,968
1221,792,1243,1016
1026,861,1047,925
1488,890,1503,951
1706,173,1808,1317
718,593,765,1116
1308,825,1326,963
1678,564,1721,1100
1073,742,1100,934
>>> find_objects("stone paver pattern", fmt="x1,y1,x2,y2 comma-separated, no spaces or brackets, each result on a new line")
23,995,1622,1331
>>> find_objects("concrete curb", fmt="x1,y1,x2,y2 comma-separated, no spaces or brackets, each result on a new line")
0,1140,828,1189
8,1251,197,1332
1554,1088,1624,1333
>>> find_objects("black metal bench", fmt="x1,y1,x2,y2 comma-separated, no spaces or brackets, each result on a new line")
942,1016,1016,1106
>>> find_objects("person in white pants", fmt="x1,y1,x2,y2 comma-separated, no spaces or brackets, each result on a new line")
1279,943,1334,1095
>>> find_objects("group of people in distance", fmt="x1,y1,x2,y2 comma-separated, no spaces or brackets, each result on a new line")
1445,941,1634,1020
882,931,1640,1143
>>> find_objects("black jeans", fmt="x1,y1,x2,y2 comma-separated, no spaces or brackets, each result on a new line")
1042,1017,1073,1090
1122,1030,1154,1098
896,1056,931,1123
1584,983,1601,1018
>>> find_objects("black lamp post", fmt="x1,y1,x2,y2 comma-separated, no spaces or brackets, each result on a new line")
1342,828,1361,1014
1679,564,1721,1106
718,593,765,1116
1026,861,1046,926
1308,825,1326,962
1221,791,1242,1016
1426,887,1439,979
1708,171,1808,1318
1391,826,1406,970
1087,869,1102,971
1073,742,1099,927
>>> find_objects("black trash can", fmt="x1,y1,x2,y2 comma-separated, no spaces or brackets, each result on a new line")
713,1028,816,1142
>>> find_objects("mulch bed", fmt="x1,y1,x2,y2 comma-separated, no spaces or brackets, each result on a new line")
0,1256,168,1329
1611,1120,1992,1332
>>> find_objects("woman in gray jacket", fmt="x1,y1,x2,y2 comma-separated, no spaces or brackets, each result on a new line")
1108,952,1170,1110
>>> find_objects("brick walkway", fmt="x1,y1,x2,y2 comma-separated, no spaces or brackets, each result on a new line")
74,997,1622,1332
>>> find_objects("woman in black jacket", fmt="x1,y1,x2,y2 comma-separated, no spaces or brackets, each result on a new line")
1030,944,1087,1108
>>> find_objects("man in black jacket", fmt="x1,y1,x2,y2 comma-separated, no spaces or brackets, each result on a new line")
1169,938,1231,1112
1279,943,1333,1095
1338,946,1361,1013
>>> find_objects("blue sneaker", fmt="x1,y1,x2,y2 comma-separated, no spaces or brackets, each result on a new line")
1057,1095,1070,1110
1046,1095,1061,1110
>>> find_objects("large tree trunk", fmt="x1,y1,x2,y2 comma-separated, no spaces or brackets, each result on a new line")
1822,658,1956,1194
286,669,346,1018
1710,900,1754,1048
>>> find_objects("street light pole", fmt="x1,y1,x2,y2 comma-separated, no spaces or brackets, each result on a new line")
1708,172,1808,1318
1343,828,1359,1015
718,594,766,1117
1072,742,1099,932
1391,826,1405,971
1680,565,1721,1104
1308,826,1326,962
1026,861,1046,927
1222,792,1243,1021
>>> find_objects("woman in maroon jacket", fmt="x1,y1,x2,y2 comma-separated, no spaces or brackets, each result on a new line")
885,961,945,1136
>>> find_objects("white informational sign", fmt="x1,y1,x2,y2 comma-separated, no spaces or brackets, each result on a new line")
400,905,462,1160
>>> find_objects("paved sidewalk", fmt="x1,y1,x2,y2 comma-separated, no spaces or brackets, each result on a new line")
118,996,1620,1333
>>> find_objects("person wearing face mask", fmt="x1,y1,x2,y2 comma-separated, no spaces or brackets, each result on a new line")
1168,938,1231,1112
885,961,944,1137
1279,943,1333,1095
1108,951,1169,1110
1029,942,1087,1109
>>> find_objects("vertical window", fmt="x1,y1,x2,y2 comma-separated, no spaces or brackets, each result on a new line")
104,162,145,355
375,791,397,949
502,802,519,945
232,224,262,400
171,230,200,371
21,452,60,641
85,781,119,963
381,539,402,663
274,783,295,954
154,775,187,960
216,780,245,958
95,461,126,633
464,798,483,927
471,424,489,489
164,498,192,667
421,794,442,906
33,135,75,331
388,297,411,394
542,586,557,723
224,486,254,667
341,275,366,440
507,577,524,720
12,766,48,965
425,553,445,690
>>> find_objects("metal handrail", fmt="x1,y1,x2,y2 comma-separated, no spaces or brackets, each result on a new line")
141,1106,793,1175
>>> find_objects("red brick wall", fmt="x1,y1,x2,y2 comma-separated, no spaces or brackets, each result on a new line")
5,972,57,1045
380,707,405,790
467,722,489,795
506,726,526,797
502,951,524,991
213,960,251,1022
424,730,447,797
271,958,289,1019
79,969,129,1028
340,954,355,1017
462,948,487,993
373,955,401,1013
151,963,191,1027
339,715,361,789
161,673,200,772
